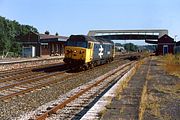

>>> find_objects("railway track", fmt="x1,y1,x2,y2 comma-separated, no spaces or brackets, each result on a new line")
0,63,67,83
0,53,139,79
0,60,117,101
27,61,136,120
0,62,67,82
0,63,70,101
0,53,144,120
0,60,116,101
0,54,141,101
0,62,64,79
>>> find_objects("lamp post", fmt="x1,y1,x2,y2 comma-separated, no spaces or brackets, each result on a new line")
174,35,177,41
174,35,178,54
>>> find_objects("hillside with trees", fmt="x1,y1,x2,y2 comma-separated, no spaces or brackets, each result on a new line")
123,43,138,51
115,42,157,52
0,16,38,57
115,43,138,52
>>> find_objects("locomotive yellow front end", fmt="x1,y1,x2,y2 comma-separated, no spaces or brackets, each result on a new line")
63,35,94,66
64,46,87,64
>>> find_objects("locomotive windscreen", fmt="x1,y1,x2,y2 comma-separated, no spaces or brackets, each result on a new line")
67,35,87,48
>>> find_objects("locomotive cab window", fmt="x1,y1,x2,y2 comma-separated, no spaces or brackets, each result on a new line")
88,42,93,49
67,41,87,48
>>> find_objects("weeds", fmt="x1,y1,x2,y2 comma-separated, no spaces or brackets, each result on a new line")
138,80,148,120
160,54,180,78
138,59,150,120
119,106,125,113
115,62,140,100
155,84,180,96
162,54,180,65
99,61,141,118
146,100,161,118
143,55,179,120
98,108,107,118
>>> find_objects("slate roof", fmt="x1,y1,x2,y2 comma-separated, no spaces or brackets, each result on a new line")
69,35,114,44
39,34,68,40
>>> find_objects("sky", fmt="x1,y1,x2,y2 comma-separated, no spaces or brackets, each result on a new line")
0,0,180,45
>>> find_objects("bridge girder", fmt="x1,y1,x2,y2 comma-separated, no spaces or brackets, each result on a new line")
88,29,168,44
88,29,168,38
95,34,158,40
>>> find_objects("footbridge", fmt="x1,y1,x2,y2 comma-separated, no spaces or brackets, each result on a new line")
87,29,168,44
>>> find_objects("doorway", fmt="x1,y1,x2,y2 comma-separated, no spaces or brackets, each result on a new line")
163,45,168,55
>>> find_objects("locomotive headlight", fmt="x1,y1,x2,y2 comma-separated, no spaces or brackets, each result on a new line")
80,50,85,54
66,50,70,54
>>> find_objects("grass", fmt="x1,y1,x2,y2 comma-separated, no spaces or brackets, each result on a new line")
119,106,125,114
162,54,180,64
141,55,180,120
138,80,148,120
144,71,179,120
138,58,151,120
115,62,141,100
145,94,161,118
145,92,173,120
155,84,180,97
145,90,164,119
98,108,107,118
160,54,180,78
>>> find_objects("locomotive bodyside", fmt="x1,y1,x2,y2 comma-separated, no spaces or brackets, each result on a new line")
63,35,115,69
92,42,114,64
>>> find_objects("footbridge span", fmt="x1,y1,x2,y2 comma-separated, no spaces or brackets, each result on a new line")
87,29,168,44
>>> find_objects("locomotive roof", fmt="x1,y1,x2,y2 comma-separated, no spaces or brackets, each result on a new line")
69,35,114,44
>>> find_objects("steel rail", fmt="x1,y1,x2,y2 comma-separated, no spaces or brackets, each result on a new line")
0,59,125,100
0,69,71,100
0,63,66,83
0,71,66,91
0,71,45,83
0,62,64,78
33,62,134,120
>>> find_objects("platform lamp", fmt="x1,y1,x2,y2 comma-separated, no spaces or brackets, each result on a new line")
174,35,178,53
174,35,177,41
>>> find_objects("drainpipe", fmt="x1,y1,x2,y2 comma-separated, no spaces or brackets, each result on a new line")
38,35,41,57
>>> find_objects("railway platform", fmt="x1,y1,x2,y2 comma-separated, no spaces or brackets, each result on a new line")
100,57,180,120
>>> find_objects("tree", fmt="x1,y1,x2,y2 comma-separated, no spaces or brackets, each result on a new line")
115,43,122,46
55,32,59,36
45,30,50,35
123,43,138,52
0,16,38,56
10,41,21,55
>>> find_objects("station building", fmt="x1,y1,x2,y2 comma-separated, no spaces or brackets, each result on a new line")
17,31,68,57
156,34,175,55
174,41,180,54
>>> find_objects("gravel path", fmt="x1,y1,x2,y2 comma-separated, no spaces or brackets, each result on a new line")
0,58,129,120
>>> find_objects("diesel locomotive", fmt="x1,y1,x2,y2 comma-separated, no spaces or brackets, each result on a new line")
63,35,115,69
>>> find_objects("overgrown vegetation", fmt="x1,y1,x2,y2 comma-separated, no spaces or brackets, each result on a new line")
144,56,180,120
161,54,180,77
138,61,150,120
163,54,180,64
145,77,179,120
0,16,38,57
